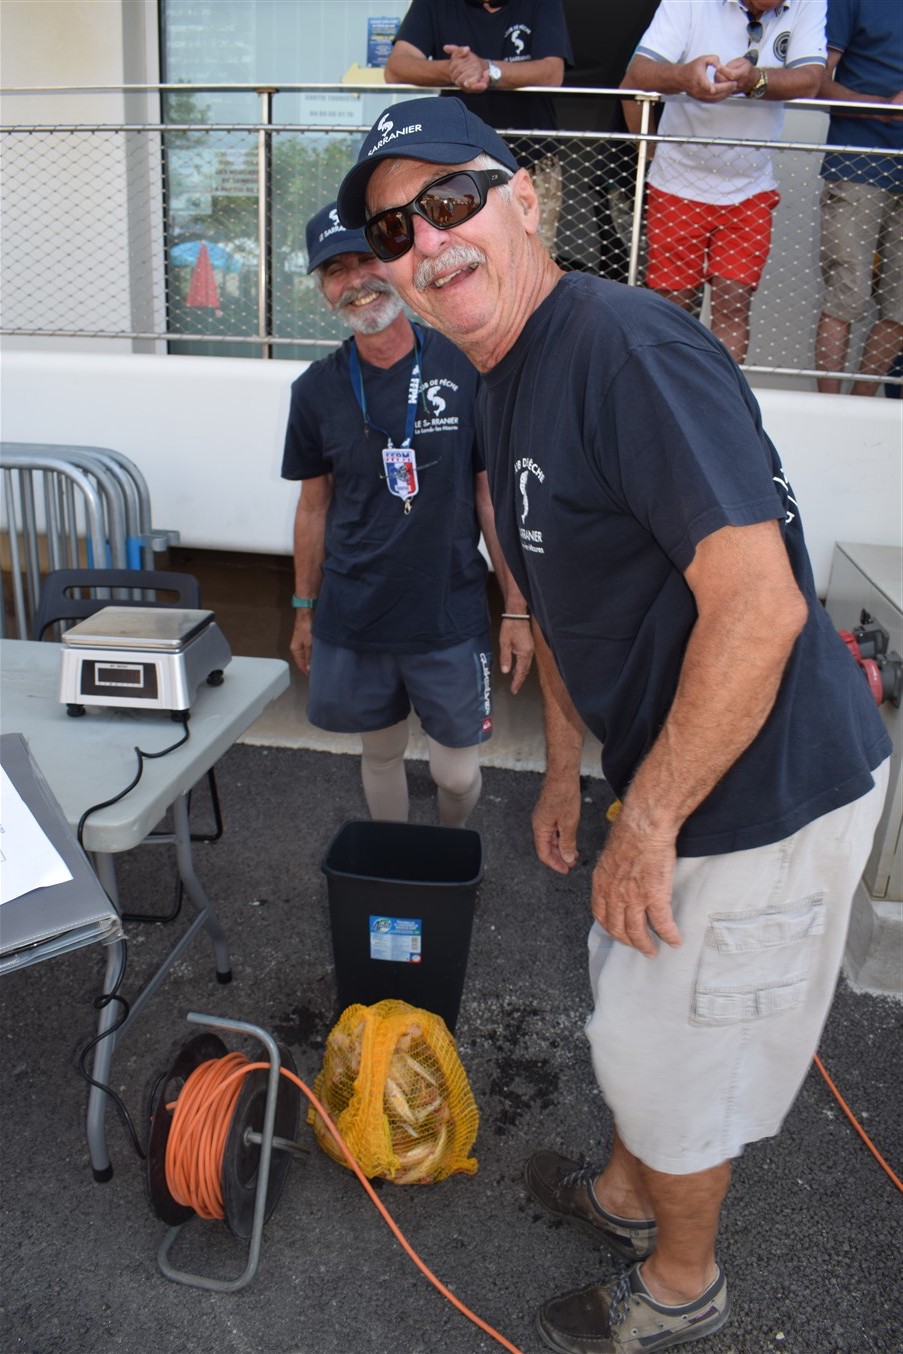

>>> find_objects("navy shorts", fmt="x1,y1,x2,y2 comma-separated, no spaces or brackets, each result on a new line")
307,634,493,748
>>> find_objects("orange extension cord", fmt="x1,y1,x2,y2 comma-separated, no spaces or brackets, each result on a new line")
813,1054,903,1192
163,1049,902,1352
165,1053,527,1354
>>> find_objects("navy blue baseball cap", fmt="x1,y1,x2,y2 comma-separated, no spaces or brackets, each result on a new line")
305,201,370,273
337,96,519,229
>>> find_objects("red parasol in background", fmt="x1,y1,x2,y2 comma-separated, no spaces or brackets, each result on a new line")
185,242,222,312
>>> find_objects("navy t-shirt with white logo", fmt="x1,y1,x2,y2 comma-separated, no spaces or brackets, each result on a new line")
282,327,489,654
480,273,891,856
394,0,573,160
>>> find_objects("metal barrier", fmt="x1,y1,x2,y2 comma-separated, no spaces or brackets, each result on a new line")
0,442,180,639
0,84,900,386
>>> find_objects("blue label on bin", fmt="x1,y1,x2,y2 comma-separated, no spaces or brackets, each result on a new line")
369,915,422,963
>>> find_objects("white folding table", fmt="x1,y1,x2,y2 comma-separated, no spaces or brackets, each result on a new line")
0,639,290,1178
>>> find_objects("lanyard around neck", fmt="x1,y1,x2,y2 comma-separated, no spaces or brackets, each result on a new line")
348,324,424,448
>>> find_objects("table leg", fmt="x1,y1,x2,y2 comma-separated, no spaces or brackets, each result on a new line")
85,852,126,1181
170,793,232,982
84,796,232,1179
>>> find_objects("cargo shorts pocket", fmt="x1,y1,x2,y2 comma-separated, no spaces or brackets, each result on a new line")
691,894,825,1026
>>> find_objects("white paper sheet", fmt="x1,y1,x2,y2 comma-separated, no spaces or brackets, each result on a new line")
0,766,74,905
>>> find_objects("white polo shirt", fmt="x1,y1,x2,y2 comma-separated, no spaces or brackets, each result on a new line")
636,0,827,204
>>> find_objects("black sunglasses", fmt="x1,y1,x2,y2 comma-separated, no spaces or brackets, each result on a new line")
364,169,512,261
744,18,764,64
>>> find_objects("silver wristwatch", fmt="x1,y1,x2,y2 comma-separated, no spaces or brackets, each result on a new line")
487,61,502,87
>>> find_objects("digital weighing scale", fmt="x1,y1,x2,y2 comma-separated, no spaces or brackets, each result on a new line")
59,607,232,716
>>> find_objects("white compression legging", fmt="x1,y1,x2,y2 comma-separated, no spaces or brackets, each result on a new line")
359,721,482,827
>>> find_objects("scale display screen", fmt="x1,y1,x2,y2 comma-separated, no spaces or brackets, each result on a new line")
80,660,159,700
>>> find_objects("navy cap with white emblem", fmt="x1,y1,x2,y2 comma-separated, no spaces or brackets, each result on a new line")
305,202,370,274
337,96,519,229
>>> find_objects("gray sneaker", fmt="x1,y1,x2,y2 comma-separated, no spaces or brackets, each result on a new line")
524,1151,657,1262
536,1262,730,1354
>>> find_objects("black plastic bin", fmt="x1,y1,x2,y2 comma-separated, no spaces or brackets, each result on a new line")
321,820,484,1033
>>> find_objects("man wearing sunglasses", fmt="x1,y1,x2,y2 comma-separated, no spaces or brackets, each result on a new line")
620,0,827,363
336,96,891,1353
384,0,572,254
281,201,532,828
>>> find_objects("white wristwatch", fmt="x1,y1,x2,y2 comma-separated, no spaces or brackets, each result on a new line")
487,61,502,87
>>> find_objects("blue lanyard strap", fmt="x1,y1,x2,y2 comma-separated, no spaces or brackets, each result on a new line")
348,324,423,448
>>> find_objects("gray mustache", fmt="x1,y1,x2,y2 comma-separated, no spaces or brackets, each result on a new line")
414,245,485,292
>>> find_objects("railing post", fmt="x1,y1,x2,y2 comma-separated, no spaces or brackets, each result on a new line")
257,87,276,359
627,95,658,289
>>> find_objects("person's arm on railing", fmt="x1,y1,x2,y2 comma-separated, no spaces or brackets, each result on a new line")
385,40,563,94
819,47,903,121
622,51,823,104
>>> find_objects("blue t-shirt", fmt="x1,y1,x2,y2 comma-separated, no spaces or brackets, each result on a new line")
394,0,573,163
282,326,489,654
821,0,903,189
479,274,891,856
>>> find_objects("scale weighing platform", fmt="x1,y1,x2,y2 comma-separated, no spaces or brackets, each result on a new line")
59,607,232,716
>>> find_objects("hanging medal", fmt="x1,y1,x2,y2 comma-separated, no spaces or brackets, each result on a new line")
349,325,424,513
382,445,419,512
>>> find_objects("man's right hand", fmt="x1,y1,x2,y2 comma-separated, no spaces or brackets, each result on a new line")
443,44,490,92
532,772,581,874
289,610,314,675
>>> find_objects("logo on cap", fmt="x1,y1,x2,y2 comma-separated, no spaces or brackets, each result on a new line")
367,116,424,158
318,208,344,244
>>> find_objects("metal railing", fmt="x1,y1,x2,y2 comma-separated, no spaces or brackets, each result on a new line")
1,83,900,386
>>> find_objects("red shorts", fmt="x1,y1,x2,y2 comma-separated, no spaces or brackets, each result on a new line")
645,186,781,292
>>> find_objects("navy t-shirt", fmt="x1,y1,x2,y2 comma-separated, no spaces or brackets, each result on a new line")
282,326,489,654
479,274,891,856
394,0,573,162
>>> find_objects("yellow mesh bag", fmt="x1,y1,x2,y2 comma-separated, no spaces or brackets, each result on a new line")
308,999,479,1185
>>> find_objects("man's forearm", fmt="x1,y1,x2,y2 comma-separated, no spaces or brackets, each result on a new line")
384,44,454,87
534,624,585,780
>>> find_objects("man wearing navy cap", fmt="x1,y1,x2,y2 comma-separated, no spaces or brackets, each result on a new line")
337,98,891,1352
281,201,532,828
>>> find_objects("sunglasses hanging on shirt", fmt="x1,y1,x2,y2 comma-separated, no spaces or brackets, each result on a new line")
744,17,764,65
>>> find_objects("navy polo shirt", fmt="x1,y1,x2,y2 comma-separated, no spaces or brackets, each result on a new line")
821,0,903,190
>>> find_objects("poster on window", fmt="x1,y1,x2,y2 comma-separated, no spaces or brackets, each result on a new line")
367,17,399,67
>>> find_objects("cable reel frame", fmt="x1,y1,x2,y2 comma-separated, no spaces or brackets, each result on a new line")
146,1012,301,1292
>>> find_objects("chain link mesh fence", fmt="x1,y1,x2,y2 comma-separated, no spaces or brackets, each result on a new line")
2,103,901,386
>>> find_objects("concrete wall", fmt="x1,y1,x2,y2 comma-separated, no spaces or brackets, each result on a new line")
2,349,900,594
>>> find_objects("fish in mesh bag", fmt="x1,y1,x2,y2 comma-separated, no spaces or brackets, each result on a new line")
308,999,479,1184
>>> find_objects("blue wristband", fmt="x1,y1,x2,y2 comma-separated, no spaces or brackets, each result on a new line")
292,595,317,609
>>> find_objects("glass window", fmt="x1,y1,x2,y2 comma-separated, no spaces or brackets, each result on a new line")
159,1,411,358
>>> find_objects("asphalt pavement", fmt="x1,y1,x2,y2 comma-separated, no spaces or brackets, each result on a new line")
1,743,901,1354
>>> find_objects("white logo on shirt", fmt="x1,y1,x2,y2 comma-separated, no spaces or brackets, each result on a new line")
514,456,545,553
773,467,799,525
506,24,531,59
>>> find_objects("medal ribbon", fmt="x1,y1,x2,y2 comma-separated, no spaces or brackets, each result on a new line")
348,323,424,449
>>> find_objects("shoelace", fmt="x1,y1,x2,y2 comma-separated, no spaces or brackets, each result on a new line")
607,1272,634,1328
561,1163,599,1191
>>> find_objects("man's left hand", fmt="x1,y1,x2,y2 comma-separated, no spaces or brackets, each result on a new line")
591,816,683,957
499,617,534,694
716,57,759,95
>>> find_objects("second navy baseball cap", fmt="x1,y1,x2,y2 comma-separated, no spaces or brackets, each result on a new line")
305,201,370,273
